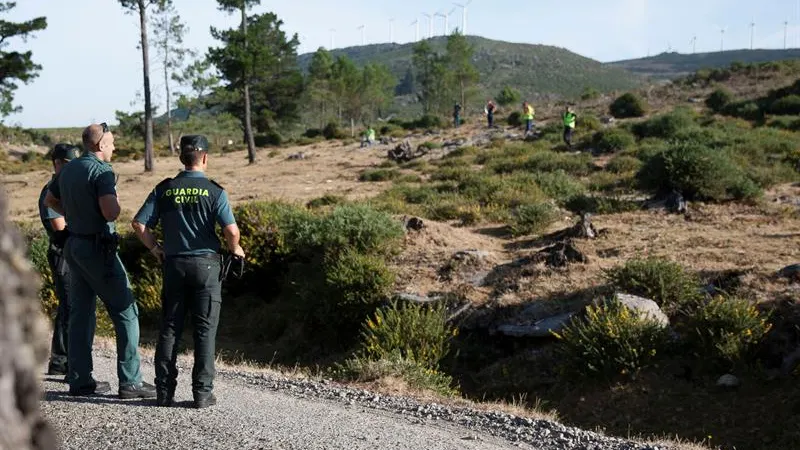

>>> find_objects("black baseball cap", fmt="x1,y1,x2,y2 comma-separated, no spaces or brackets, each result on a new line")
50,143,80,161
180,135,210,154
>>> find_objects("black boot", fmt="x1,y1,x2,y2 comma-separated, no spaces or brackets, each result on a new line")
119,381,157,399
193,392,217,409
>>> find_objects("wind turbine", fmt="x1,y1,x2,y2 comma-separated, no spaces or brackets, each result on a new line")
422,13,433,39
718,25,727,52
749,19,755,50
453,0,473,35
435,11,448,35
358,25,365,46
389,19,395,43
785,20,790,49
411,19,419,41
690,35,697,54
329,28,335,49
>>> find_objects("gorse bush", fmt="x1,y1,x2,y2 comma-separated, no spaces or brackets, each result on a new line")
606,155,642,174
359,168,400,182
610,92,648,118
632,108,695,140
507,111,522,127
706,88,734,113
360,301,454,369
768,94,800,115
637,142,760,201
554,298,669,380
338,353,457,397
509,202,556,236
592,128,636,153
685,296,772,369
604,257,701,315
532,170,586,204
577,114,602,132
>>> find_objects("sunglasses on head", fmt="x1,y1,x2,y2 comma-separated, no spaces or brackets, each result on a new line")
95,122,109,147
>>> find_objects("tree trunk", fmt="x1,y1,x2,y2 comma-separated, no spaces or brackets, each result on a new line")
139,0,154,172
460,79,465,114
241,6,256,164
165,55,174,155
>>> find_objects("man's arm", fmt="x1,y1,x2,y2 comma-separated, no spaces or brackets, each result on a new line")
44,191,65,216
96,171,120,222
49,217,66,232
222,224,245,257
131,190,164,261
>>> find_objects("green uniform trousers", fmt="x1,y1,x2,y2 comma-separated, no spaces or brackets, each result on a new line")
155,254,222,396
64,237,142,389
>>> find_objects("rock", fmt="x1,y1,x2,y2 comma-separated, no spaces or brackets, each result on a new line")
287,152,307,160
403,216,425,231
778,264,800,281
496,312,576,337
443,138,468,148
687,97,704,104
570,213,597,239
601,116,616,124
0,191,58,449
393,293,442,304
716,374,741,388
614,293,670,327
665,190,687,213
453,249,491,262
532,240,588,268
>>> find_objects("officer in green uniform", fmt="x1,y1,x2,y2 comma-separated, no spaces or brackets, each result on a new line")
39,143,80,376
45,123,155,399
131,135,244,409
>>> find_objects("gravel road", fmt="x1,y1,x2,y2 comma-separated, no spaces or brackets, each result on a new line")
40,349,665,450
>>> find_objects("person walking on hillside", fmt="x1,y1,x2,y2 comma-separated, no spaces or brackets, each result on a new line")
562,106,577,149
522,101,536,136
132,135,245,409
453,102,462,128
44,123,155,399
39,143,80,377
361,125,376,148
485,99,497,128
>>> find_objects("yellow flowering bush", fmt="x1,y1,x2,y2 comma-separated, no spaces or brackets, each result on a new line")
554,297,669,380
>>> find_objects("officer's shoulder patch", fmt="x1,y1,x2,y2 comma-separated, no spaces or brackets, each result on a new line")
208,178,224,190
156,177,173,188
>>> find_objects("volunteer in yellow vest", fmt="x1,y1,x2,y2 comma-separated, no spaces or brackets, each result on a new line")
562,106,577,149
522,101,535,135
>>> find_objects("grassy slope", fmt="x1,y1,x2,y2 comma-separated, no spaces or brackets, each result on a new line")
298,36,645,100
609,48,800,79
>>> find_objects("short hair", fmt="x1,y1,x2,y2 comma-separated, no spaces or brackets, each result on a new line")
82,124,105,150
180,150,205,166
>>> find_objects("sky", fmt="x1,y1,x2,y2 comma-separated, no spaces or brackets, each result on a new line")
6,0,800,128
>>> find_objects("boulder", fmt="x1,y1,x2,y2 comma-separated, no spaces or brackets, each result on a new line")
778,264,800,282
716,374,741,388
615,293,669,327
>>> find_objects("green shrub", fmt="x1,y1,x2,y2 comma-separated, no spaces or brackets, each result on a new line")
768,94,800,115
581,87,601,101
509,203,556,236
497,86,521,106
767,115,800,131
404,114,443,129
554,298,669,379
604,257,701,315
637,143,759,201
632,108,695,139
321,249,396,329
521,151,594,176
725,101,763,121
565,195,640,215
610,92,648,118
685,297,772,368
577,114,602,132
337,354,457,397
359,168,400,182
307,194,346,209
28,234,57,316
507,111,522,127
314,204,405,255
706,88,734,112
254,131,282,147
533,170,586,204
304,128,323,138
430,166,473,182
606,155,642,173
323,122,345,140
360,301,454,369
419,141,443,150
592,128,636,153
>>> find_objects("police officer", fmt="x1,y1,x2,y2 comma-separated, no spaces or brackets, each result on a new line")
39,143,80,376
131,135,244,409
45,123,155,398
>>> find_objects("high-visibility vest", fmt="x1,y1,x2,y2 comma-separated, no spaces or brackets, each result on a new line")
367,129,376,140
523,105,534,120
563,112,576,128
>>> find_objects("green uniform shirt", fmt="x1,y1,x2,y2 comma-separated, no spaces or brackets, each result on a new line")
39,177,63,242
563,112,577,128
134,170,235,257
49,153,116,235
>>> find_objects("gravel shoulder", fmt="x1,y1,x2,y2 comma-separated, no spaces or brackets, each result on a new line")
40,346,661,450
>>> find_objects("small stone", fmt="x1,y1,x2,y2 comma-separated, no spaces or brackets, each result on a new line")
717,373,741,388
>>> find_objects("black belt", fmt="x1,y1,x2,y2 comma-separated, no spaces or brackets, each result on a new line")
69,232,100,240
165,253,220,261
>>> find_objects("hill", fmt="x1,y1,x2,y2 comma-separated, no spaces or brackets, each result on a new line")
608,48,800,79
298,36,645,101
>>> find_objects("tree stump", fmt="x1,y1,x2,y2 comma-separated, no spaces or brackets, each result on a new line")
532,240,588,268
0,190,57,450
